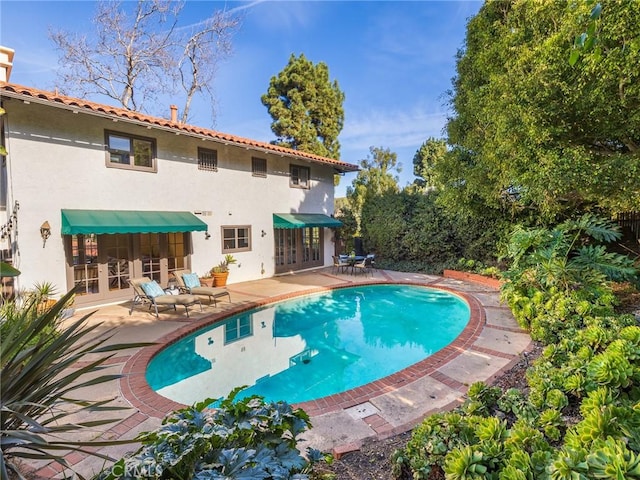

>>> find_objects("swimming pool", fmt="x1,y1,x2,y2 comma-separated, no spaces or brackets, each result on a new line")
146,284,470,405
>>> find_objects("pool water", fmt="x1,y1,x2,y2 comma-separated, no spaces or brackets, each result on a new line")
146,285,470,405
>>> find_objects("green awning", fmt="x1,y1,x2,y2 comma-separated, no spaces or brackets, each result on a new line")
273,213,342,229
61,209,208,235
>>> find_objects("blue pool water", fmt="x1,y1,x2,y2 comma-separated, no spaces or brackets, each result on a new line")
146,285,470,405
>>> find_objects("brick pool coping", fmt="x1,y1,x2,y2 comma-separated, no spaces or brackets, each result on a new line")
120,280,486,419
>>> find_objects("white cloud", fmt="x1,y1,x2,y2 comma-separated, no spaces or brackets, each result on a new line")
342,107,448,152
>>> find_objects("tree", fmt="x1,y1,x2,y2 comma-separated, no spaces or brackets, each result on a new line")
176,9,239,123
346,146,401,234
441,0,640,222
50,0,239,122
412,137,447,191
261,53,344,160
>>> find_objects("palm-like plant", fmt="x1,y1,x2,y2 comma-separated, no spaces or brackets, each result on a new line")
1,288,150,479
502,214,638,297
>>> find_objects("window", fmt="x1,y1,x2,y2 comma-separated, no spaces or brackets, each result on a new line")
198,147,218,171
224,314,253,344
222,226,251,253
290,164,310,188
106,131,155,172
252,157,267,177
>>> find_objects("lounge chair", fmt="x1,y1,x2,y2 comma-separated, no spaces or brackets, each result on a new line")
129,277,202,318
172,269,231,306
332,255,349,274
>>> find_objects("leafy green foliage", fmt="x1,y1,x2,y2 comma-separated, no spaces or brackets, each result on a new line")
98,387,325,480
1,288,150,479
261,53,344,159
395,210,639,480
501,214,637,326
440,0,640,220
412,137,447,191
346,189,505,274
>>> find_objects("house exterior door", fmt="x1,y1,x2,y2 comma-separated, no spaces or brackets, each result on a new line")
274,227,323,274
65,232,189,307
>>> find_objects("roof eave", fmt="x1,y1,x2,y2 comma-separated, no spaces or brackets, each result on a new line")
0,83,359,173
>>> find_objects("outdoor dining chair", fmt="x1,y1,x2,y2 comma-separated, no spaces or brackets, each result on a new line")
332,255,350,274
351,256,373,276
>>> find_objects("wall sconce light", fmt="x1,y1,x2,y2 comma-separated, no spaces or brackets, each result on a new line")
40,221,51,248
261,230,267,237
205,232,211,240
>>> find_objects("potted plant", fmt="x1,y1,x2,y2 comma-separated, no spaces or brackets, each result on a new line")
210,254,237,287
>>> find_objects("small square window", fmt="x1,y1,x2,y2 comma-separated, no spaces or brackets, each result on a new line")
290,164,310,189
252,157,267,177
198,148,218,171
106,131,156,172
222,226,251,253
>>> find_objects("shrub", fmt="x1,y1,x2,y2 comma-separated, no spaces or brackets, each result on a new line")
98,387,327,480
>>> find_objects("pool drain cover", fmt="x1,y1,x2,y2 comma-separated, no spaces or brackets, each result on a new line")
345,402,380,419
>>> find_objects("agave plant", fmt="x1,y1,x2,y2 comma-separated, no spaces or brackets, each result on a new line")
1,287,151,479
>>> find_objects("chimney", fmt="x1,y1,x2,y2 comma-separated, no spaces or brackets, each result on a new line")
170,105,178,123
0,46,15,83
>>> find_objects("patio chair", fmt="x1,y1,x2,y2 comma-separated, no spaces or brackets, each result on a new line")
129,277,202,319
366,254,378,272
332,255,350,274
351,256,373,277
172,269,231,306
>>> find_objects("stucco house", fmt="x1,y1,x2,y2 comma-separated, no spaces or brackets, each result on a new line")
0,47,358,308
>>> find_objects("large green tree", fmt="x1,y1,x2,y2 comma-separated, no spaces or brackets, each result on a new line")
261,53,344,159
438,0,640,222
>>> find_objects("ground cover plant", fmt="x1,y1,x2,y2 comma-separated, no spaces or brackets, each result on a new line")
97,387,328,480
390,215,640,479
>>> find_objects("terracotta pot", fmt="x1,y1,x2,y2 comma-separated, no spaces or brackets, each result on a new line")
212,271,229,287
199,277,214,287
37,298,58,314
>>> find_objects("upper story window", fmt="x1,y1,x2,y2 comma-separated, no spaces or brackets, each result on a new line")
290,164,310,189
222,226,251,253
198,147,218,172
252,157,267,177
106,131,156,172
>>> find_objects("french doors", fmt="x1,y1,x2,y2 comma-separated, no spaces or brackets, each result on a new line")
274,227,323,274
66,232,189,307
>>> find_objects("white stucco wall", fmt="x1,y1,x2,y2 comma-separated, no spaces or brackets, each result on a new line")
2,98,339,301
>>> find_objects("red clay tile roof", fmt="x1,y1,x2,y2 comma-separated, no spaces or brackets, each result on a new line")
0,82,359,173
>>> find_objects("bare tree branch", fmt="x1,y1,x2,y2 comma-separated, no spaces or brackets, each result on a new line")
49,0,238,123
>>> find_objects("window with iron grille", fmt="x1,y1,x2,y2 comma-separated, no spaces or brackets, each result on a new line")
198,147,218,171
252,157,267,177
290,164,310,188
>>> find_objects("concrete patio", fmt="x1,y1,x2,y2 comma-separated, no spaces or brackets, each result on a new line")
25,267,531,479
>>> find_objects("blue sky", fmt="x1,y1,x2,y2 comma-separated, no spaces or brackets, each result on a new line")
0,0,481,196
